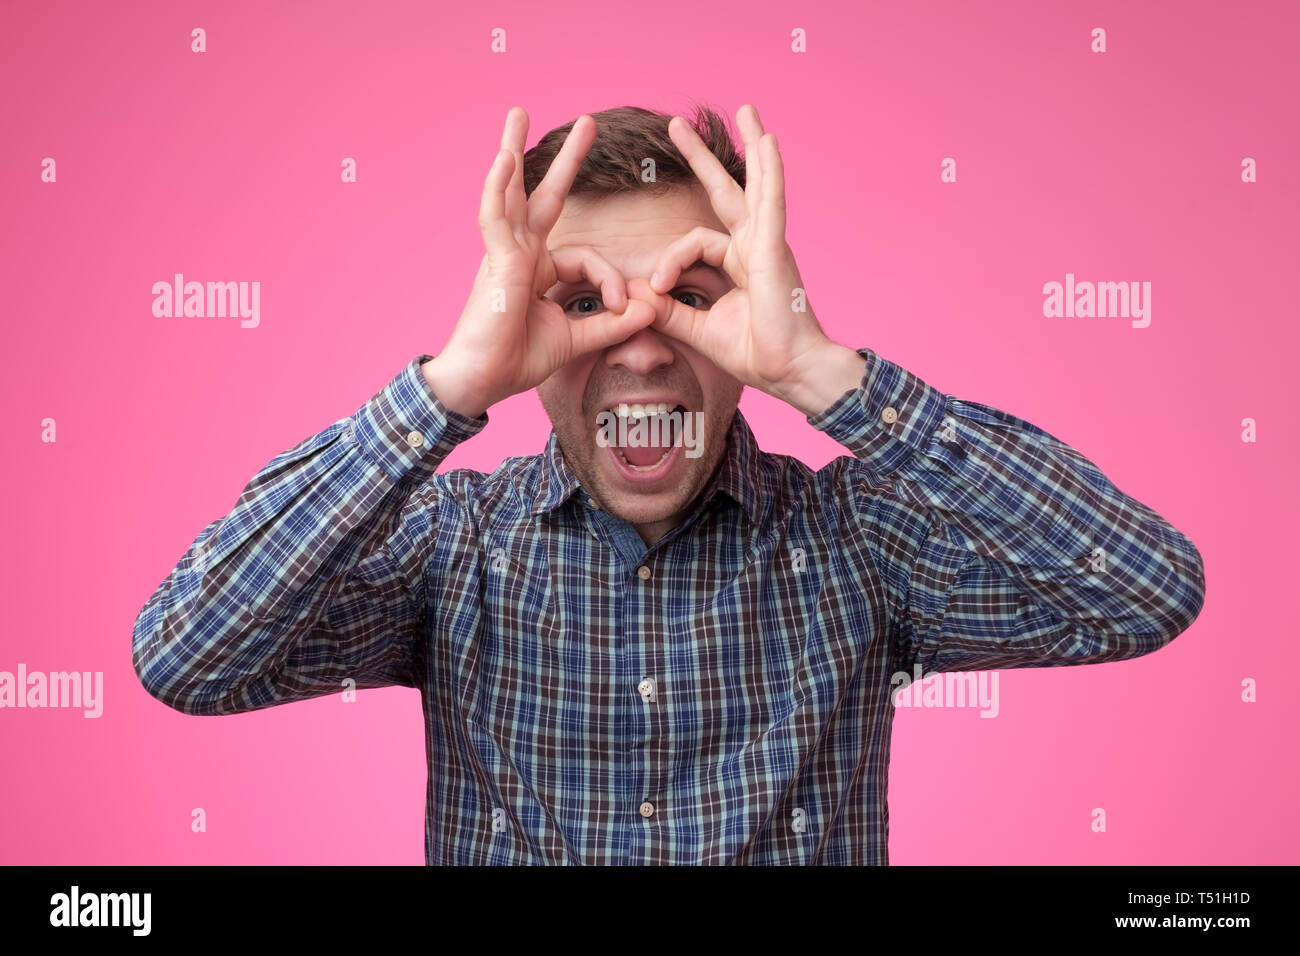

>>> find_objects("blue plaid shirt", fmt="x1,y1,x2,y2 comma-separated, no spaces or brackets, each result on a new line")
132,348,1205,864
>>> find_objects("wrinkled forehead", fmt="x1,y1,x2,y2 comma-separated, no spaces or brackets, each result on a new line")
545,185,726,278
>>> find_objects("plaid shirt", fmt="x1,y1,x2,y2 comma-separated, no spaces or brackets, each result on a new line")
133,348,1205,865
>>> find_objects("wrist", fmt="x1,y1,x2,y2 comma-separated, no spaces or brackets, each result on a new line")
775,341,868,418
421,354,492,419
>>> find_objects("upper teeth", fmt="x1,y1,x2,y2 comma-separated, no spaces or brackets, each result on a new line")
611,402,676,418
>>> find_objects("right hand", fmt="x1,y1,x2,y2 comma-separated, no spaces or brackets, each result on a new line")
423,107,657,418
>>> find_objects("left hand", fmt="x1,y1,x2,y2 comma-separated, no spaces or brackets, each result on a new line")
640,104,847,410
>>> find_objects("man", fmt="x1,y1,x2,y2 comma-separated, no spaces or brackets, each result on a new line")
133,103,1206,865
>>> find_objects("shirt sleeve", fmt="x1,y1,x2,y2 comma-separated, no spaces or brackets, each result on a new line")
811,347,1206,677
132,355,487,716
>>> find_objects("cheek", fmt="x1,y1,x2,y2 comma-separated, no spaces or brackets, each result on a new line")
696,369,742,409
537,366,592,424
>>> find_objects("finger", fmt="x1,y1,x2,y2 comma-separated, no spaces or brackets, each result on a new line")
642,281,707,351
737,104,764,225
499,106,529,231
667,115,747,231
548,244,628,313
479,148,520,259
627,275,703,330
526,115,596,236
625,276,707,352
757,133,786,253
647,226,732,294
568,297,658,357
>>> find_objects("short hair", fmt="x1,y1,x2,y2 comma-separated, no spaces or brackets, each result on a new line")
523,103,746,200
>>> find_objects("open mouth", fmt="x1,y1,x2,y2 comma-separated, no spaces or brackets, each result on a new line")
594,401,689,475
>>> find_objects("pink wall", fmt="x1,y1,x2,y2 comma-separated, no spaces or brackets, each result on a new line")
1,0,1294,864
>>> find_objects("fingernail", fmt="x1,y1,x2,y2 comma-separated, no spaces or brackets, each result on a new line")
650,272,660,290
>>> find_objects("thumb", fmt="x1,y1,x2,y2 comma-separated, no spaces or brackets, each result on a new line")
624,276,668,320
567,297,657,357
626,275,700,347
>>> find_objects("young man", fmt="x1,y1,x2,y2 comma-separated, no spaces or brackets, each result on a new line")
133,104,1206,865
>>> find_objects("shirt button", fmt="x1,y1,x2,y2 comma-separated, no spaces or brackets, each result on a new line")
880,406,899,425
636,565,651,580
405,429,425,447
639,801,655,818
638,678,656,699
588,496,601,510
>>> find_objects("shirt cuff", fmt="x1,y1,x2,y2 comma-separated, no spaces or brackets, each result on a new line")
807,347,948,478
350,354,488,484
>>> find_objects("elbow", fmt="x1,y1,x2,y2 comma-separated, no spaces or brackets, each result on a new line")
134,657,230,717
1094,536,1206,661
1171,565,1207,643
133,641,204,716
1147,537,1207,650
132,610,227,717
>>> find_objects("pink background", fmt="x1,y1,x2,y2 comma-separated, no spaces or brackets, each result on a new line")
1,0,1295,864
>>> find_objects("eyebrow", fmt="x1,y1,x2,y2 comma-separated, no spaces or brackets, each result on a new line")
549,259,730,292
676,260,730,286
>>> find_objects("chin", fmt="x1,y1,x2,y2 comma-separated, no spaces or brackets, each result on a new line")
599,488,689,525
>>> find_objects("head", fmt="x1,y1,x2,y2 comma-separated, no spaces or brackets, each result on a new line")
525,105,746,546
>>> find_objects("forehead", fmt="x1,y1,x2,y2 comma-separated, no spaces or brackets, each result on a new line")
545,184,726,277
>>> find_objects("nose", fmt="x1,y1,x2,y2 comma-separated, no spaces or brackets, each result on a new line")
602,275,678,374
602,323,676,376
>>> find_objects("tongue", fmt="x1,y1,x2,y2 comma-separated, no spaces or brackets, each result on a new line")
621,442,666,467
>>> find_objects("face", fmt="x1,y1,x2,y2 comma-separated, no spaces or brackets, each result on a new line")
536,184,743,546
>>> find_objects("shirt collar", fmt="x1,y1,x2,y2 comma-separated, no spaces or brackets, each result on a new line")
530,407,766,525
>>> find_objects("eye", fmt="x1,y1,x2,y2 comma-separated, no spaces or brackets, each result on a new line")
673,289,710,309
564,294,605,317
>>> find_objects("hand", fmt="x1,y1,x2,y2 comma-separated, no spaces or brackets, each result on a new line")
424,107,657,418
642,104,864,416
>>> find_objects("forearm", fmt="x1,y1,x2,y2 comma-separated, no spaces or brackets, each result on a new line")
422,352,493,420
132,355,487,714
816,348,1205,653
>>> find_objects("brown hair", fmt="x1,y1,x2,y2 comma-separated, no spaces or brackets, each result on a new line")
523,103,745,200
